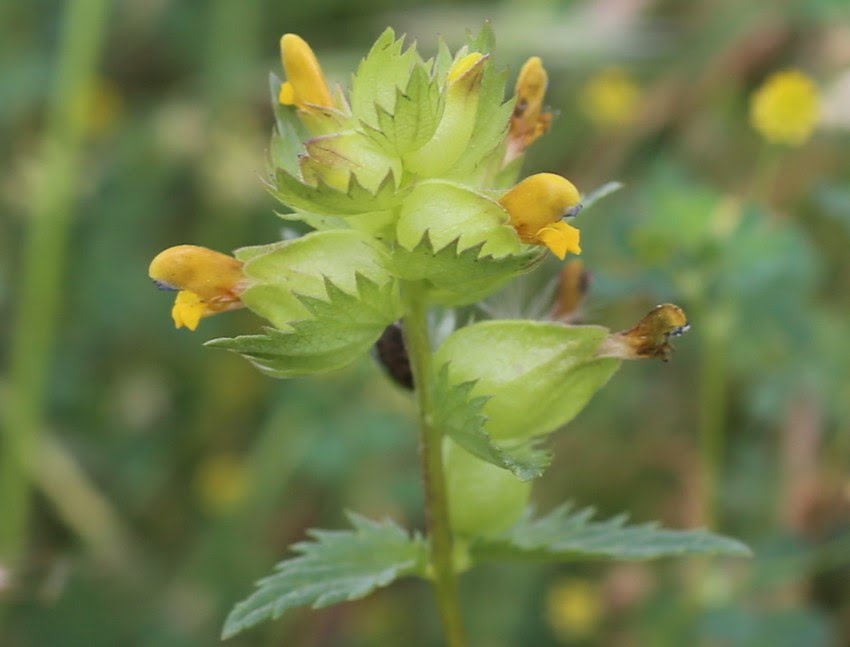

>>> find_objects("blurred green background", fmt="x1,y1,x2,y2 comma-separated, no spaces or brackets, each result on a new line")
3,0,850,645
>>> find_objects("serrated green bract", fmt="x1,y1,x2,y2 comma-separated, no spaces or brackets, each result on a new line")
222,513,428,640
404,54,488,177
396,181,522,258
208,275,401,378
350,28,421,129
267,167,404,217
236,230,397,328
367,64,442,156
431,365,551,480
300,130,402,193
393,234,543,306
444,439,532,538
434,321,621,440
471,504,753,562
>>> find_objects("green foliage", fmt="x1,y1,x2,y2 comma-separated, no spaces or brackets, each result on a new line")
207,275,400,377
267,167,404,216
367,64,442,156
350,28,421,129
473,505,752,562
222,513,428,639
392,234,544,306
434,321,621,440
431,365,551,481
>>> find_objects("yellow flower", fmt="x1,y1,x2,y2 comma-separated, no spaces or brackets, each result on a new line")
499,173,582,260
278,33,333,111
750,69,821,146
506,56,553,162
148,245,246,331
578,67,640,128
545,578,603,640
448,52,485,83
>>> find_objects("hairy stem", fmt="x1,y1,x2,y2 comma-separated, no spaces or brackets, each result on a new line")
402,288,468,647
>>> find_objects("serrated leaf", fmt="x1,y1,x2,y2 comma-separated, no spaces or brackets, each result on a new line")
393,234,543,306
208,275,401,378
222,513,428,639
299,130,402,194
432,365,551,480
350,28,421,128
448,67,514,177
466,21,496,54
434,322,621,440
267,167,405,216
473,504,753,562
370,63,442,155
396,181,522,259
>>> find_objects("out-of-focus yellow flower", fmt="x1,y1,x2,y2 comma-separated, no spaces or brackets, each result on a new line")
506,57,553,162
278,33,333,110
194,453,250,515
750,69,821,146
578,67,640,129
499,173,582,260
545,578,603,640
148,245,246,331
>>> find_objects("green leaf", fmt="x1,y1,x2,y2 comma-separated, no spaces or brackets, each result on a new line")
434,322,621,440
371,63,442,156
396,181,522,258
299,130,403,194
472,505,753,562
350,28,420,129
432,365,551,480
267,167,405,216
222,513,428,640
393,233,543,306
268,73,307,177
237,230,396,327
208,275,401,378
466,22,497,53
448,67,513,178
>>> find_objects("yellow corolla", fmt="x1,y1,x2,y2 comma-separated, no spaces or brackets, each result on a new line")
278,33,334,111
148,245,246,331
499,173,582,260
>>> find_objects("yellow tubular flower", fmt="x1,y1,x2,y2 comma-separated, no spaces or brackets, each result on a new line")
448,52,485,83
506,56,552,162
750,69,821,146
148,245,246,331
278,33,333,110
499,173,582,260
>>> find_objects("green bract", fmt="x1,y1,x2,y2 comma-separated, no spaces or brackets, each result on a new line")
434,321,622,440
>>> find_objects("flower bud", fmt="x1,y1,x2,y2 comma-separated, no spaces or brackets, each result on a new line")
278,34,333,111
506,56,553,163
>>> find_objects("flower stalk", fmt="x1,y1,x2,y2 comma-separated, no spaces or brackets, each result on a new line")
402,286,468,647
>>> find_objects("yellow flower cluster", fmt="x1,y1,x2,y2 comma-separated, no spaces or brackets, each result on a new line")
750,69,821,146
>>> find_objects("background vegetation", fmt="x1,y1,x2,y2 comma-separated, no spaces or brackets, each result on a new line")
2,0,850,644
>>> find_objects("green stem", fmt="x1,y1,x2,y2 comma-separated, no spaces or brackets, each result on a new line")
2,0,110,565
402,288,468,647
697,309,730,529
